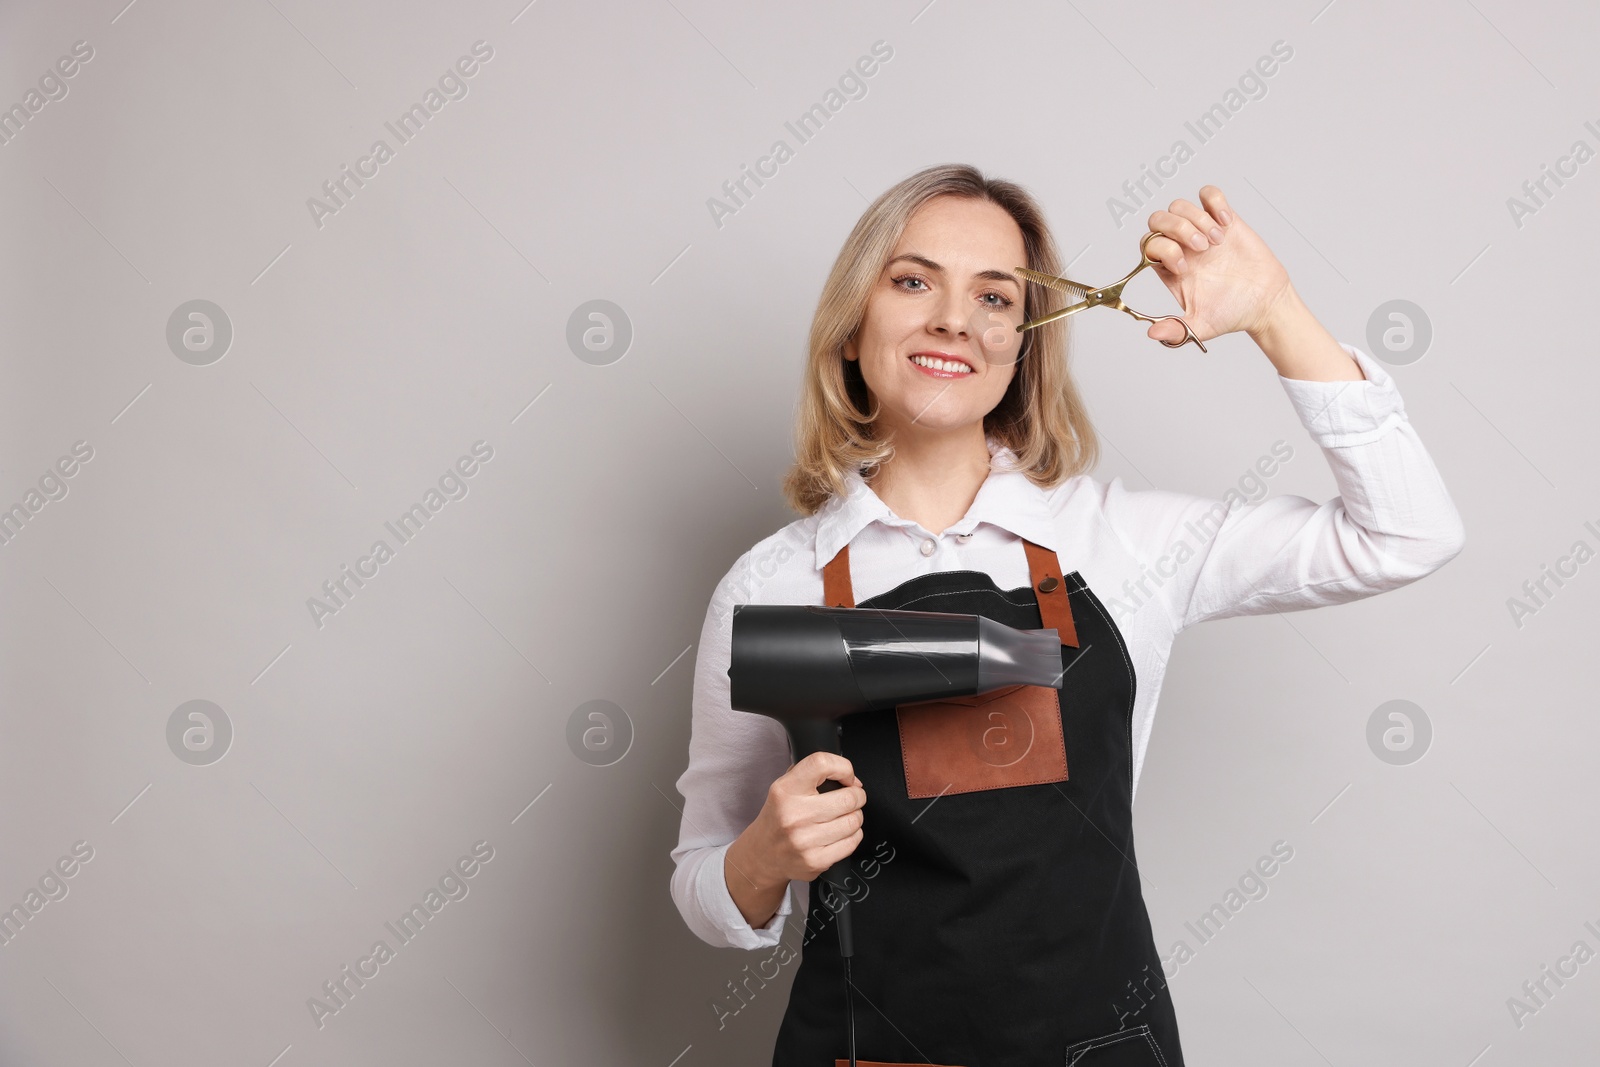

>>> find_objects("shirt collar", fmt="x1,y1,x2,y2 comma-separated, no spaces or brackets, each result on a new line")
814,436,1059,569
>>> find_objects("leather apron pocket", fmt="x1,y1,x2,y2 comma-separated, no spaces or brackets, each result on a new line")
896,682,1068,799
1064,1023,1168,1066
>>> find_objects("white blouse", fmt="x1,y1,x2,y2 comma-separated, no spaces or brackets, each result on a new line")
669,342,1465,951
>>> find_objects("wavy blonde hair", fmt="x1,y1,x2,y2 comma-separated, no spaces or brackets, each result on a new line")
781,163,1099,516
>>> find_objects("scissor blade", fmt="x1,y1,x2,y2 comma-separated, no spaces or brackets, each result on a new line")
1015,267,1092,331
1020,304,1082,332
1016,266,1090,297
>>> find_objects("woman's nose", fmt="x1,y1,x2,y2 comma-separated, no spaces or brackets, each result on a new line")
930,293,970,337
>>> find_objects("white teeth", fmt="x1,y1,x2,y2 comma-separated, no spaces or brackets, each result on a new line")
910,354,972,374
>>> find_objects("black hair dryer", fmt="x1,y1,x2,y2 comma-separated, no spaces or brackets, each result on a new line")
727,604,1064,953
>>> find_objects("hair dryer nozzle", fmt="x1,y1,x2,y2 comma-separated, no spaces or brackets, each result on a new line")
975,616,1063,691
729,605,1063,720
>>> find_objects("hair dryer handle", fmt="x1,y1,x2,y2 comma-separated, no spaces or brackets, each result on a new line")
784,717,857,958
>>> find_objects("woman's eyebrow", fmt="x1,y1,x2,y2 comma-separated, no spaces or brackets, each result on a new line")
888,254,1021,287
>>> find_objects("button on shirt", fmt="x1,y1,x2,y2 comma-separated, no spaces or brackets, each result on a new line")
670,343,1466,951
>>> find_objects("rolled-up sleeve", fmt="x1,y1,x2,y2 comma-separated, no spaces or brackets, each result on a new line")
669,551,799,949
1102,342,1466,632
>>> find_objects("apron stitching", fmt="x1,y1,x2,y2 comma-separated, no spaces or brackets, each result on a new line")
1070,582,1138,790
1065,1023,1151,1062
1145,1029,1172,1067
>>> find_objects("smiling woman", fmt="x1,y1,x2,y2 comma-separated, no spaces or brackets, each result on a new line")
670,163,1465,1067
786,167,1095,526
838,197,1046,528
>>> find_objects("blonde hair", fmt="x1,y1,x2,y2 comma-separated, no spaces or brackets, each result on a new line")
781,163,1099,516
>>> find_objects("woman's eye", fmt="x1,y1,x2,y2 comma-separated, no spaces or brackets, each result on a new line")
891,275,1012,308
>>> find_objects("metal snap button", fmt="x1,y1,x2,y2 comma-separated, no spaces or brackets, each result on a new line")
1037,575,1059,593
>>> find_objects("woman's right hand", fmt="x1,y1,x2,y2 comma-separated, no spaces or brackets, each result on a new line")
724,752,866,928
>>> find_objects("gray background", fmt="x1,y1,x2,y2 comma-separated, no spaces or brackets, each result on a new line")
1,0,1595,1064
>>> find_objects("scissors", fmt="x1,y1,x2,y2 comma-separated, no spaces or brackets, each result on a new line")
1014,230,1208,352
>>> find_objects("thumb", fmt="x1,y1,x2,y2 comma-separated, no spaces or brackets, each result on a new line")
789,751,859,794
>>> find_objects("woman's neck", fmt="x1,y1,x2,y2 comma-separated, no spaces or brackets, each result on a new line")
865,424,993,536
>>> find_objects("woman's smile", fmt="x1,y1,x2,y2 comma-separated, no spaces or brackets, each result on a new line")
907,350,976,378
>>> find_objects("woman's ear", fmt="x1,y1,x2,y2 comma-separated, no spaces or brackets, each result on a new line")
841,336,858,362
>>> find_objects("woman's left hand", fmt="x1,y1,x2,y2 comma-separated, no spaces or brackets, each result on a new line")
1141,186,1291,346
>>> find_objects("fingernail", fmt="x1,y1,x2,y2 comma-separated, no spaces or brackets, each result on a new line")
1218,208,1231,224
1174,256,1187,271
1208,226,1223,244
1188,232,1208,251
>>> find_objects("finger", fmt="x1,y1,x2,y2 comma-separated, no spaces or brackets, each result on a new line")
816,813,866,851
812,827,865,870
809,783,867,824
794,808,863,855
834,827,866,858
788,750,855,792
1151,204,1217,253
1148,320,1185,345
1197,184,1233,227
1143,232,1188,273
1166,196,1223,239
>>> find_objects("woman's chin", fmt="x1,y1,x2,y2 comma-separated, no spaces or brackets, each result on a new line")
880,407,987,437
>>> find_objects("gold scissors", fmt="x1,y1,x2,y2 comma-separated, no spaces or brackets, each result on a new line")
1015,230,1207,352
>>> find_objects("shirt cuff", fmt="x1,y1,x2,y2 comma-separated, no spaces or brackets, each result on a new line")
1277,343,1408,449
701,841,791,950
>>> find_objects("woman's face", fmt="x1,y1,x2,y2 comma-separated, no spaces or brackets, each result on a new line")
844,195,1028,439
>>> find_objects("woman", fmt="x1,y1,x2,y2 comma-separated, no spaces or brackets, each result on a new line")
670,164,1464,1066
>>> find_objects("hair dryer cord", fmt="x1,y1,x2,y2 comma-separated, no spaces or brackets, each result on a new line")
816,775,859,1064
843,953,857,1067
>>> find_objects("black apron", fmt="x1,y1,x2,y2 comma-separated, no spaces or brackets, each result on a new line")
771,540,1185,1067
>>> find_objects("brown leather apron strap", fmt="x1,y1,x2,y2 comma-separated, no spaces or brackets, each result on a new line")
1022,538,1079,647
822,542,856,608
821,537,1078,646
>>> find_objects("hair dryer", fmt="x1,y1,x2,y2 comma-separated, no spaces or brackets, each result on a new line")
727,604,1063,950
728,604,1063,1066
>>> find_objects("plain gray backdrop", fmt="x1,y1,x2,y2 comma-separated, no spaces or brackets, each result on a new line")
1,0,1595,1064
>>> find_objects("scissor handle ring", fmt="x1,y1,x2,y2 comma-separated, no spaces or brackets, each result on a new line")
1135,231,1208,351
1137,229,1164,265
1151,315,1208,353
